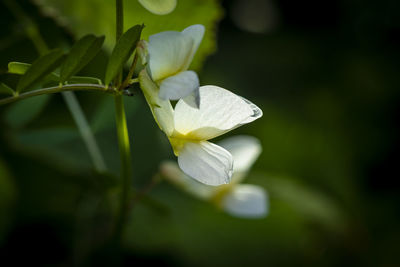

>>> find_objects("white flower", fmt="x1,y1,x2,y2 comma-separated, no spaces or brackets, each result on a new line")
138,0,177,15
143,24,205,103
139,70,262,186
161,136,269,218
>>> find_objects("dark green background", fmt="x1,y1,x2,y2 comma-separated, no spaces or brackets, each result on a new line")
0,0,399,266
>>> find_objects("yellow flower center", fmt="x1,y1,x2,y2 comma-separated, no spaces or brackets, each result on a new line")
168,131,204,156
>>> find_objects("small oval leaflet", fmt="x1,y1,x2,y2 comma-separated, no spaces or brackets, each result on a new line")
104,24,144,86
60,34,105,83
9,62,102,85
16,49,65,93
8,62,30,75
9,62,59,82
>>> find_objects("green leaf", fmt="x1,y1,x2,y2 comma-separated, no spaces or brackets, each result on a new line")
104,24,143,86
5,95,51,128
0,83,15,96
16,49,65,92
9,62,60,82
8,62,30,75
34,0,223,70
60,34,105,83
9,62,102,85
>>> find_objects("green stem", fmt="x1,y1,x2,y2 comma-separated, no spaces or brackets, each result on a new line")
62,92,107,172
113,0,132,241
0,84,114,106
116,0,124,41
115,0,124,85
61,91,108,173
114,95,132,239
120,53,138,90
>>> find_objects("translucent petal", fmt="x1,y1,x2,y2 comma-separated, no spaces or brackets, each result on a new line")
221,184,268,218
218,135,262,183
138,70,175,136
173,85,262,140
148,31,193,81
158,70,199,101
181,24,205,69
138,0,177,15
240,97,263,123
178,141,233,186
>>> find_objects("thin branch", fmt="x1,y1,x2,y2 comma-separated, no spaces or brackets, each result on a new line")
120,53,138,90
0,84,116,106
113,0,133,243
62,92,108,172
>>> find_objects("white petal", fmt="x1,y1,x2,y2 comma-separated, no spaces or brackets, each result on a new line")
138,0,177,15
139,70,175,136
218,135,262,182
178,141,233,186
181,24,205,69
240,97,263,123
160,161,217,199
158,70,199,101
222,184,268,218
173,85,262,140
148,31,193,81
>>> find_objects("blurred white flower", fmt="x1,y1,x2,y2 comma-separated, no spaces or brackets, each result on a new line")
139,70,262,186
139,24,205,103
221,184,267,218
161,136,269,218
138,0,177,15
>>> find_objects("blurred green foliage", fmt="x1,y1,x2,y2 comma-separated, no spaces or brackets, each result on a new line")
5,95,50,128
34,0,223,70
0,0,399,266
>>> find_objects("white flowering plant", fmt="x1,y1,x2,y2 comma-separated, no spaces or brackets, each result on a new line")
0,0,266,249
